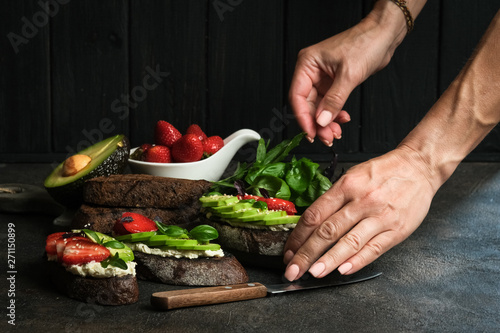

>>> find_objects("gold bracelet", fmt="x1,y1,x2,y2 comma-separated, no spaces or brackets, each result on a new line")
388,0,414,34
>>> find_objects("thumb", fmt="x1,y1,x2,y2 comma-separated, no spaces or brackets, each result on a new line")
315,76,355,127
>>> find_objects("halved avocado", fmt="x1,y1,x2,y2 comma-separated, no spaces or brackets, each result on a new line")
44,134,130,208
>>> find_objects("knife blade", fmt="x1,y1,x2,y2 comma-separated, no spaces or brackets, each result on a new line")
150,269,382,310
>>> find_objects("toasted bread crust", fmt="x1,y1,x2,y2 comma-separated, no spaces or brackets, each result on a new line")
83,174,212,208
134,251,248,286
206,220,291,256
72,203,204,234
47,261,139,305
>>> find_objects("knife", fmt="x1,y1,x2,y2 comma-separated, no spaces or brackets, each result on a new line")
151,269,382,310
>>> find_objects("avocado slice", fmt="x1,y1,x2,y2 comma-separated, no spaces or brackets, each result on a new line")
80,229,134,262
175,244,221,251
115,231,157,243
199,195,239,207
210,201,254,213
249,214,301,226
235,210,287,223
44,134,130,208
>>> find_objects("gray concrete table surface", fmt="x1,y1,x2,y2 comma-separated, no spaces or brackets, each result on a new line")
0,162,499,333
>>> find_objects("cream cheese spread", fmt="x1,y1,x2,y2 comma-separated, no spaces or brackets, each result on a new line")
127,242,224,259
64,261,136,278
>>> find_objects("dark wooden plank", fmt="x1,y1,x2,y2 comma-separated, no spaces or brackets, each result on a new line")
207,0,284,149
361,0,441,153
440,0,500,157
50,0,129,154
129,0,208,147
285,0,363,159
0,1,51,156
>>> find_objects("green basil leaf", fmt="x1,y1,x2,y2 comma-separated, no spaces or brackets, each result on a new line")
295,171,332,207
263,132,305,165
103,240,125,249
255,138,267,164
285,158,318,197
189,225,219,243
252,175,291,201
101,253,128,270
155,221,188,238
252,200,268,211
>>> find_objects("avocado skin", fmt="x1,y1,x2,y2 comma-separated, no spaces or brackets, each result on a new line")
45,135,130,208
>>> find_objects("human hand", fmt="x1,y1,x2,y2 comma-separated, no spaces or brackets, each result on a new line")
289,10,404,146
282,146,438,280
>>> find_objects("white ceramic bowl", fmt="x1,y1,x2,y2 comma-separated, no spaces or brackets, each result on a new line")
128,129,260,181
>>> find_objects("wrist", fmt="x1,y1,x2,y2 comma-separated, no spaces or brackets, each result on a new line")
364,0,408,51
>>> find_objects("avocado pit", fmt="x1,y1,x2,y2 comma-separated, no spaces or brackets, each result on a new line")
62,155,92,177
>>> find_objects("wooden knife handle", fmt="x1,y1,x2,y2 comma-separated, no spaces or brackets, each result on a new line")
151,283,267,310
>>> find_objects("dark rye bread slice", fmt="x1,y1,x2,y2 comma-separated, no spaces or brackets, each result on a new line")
83,174,212,208
47,261,139,305
206,220,291,256
72,202,204,234
134,251,248,286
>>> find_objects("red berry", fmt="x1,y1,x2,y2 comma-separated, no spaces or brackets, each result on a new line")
171,134,204,163
62,239,111,266
186,124,207,142
264,197,297,215
45,232,70,255
144,145,171,163
203,136,224,156
55,235,89,262
114,212,158,235
154,120,182,147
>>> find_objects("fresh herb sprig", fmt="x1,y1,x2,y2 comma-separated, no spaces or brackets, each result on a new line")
211,132,334,207
155,221,219,245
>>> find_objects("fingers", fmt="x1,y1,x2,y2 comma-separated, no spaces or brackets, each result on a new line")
289,68,317,141
283,185,347,264
307,217,388,278
315,73,356,145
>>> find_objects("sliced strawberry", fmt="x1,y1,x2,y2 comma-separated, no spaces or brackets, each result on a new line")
171,134,204,163
186,124,207,142
45,232,69,255
55,235,89,261
264,198,297,215
62,239,110,266
237,194,262,201
144,145,171,163
114,212,158,235
154,120,182,147
203,136,224,156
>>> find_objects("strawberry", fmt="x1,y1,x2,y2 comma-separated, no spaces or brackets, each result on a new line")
171,134,204,162
55,235,89,261
154,120,182,147
186,124,207,142
45,232,69,255
114,212,158,235
236,195,297,215
203,136,224,156
61,239,110,265
264,197,297,215
237,194,262,201
144,145,171,163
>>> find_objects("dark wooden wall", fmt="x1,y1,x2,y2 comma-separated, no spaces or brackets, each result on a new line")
1,0,499,164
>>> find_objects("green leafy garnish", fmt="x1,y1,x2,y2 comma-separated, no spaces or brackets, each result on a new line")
155,221,189,238
212,132,333,207
101,253,128,270
188,225,219,244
